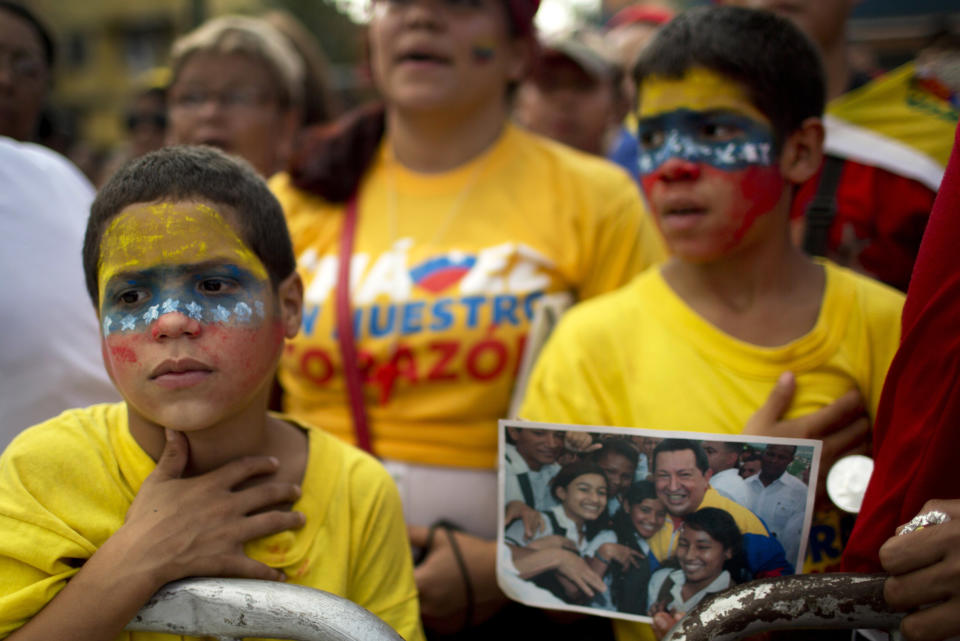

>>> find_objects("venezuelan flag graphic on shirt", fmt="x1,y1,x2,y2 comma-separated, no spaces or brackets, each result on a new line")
826,61,958,189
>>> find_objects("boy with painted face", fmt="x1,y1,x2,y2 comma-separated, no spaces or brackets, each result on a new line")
0,147,424,641
520,8,905,640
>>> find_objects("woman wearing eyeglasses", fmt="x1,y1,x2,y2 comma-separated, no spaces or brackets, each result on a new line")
166,15,303,178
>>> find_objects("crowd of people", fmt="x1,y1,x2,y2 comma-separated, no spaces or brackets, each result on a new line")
1,0,959,641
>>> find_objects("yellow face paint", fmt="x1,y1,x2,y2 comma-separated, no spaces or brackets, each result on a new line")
637,67,768,123
97,201,268,304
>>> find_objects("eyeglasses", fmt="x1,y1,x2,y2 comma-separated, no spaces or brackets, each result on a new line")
0,47,46,82
169,86,278,111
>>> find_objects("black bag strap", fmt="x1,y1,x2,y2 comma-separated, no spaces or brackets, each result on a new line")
516,473,536,507
802,155,846,257
544,509,565,536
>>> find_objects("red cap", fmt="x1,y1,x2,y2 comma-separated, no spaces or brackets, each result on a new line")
606,5,674,30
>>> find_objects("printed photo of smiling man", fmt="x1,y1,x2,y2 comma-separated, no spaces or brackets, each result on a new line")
497,421,817,624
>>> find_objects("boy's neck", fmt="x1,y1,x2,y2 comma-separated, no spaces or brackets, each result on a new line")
662,226,825,348
129,390,306,478
386,98,507,173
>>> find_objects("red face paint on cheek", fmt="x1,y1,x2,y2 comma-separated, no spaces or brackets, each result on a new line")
640,173,658,207
202,321,286,391
109,345,138,364
642,161,786,260
102,332,150,392
104,333,148,362
729,164,785,242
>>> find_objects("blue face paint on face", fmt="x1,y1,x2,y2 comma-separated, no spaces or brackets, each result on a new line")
100,262,268,337
636,108,776,176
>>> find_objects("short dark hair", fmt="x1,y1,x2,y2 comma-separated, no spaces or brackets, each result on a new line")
715,441,744,455
83,146,296,307
634,6,825,145
591,438,640,469
652,438,709,475
0,2,56,67
550,461,607,501
624,480,658,506
683,507,742,555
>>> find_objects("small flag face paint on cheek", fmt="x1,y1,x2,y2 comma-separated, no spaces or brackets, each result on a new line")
471,40,495,63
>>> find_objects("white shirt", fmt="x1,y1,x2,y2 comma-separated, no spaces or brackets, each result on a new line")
634,452,650,482
0,139,119,448
745,470,808,565
505,504,615,557
710,467,752,507
607,494,623,517
504,442,560,511
647,567,732,614
497,541,568,607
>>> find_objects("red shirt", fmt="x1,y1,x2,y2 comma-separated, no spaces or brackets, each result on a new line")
792,159,935,292
842,125,960,572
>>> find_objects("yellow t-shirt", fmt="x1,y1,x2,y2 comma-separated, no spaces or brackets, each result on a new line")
520,261,903,641
0,403,424,641
270,124,665,469
521,261,903,430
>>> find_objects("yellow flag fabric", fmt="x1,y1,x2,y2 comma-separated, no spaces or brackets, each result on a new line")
828,62,958,169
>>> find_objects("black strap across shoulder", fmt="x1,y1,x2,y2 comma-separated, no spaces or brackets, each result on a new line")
517,473,536,506
544,509,565,536
802,155,846,257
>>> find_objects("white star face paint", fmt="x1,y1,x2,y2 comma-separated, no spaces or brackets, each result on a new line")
96,200,286,433
635,68,787,262
98,203,271,337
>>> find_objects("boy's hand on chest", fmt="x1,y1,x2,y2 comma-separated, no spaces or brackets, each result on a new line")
115,429,306,589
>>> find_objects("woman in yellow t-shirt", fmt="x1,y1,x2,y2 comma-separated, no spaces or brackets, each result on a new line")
268,0,664,633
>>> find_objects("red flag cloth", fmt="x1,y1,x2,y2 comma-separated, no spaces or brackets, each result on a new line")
842,122,960,572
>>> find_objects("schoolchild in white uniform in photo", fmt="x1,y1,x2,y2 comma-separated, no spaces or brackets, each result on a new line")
647,507,745,616
504,426,563,510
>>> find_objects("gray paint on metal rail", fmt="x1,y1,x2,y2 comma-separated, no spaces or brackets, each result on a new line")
126,578,405,641
662,574,904,641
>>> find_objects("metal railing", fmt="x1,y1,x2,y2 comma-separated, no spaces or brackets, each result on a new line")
126,578,405,641
662,574,904,641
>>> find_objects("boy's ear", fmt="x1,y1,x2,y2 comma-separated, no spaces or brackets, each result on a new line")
276,271,303,339
778,117,825,185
